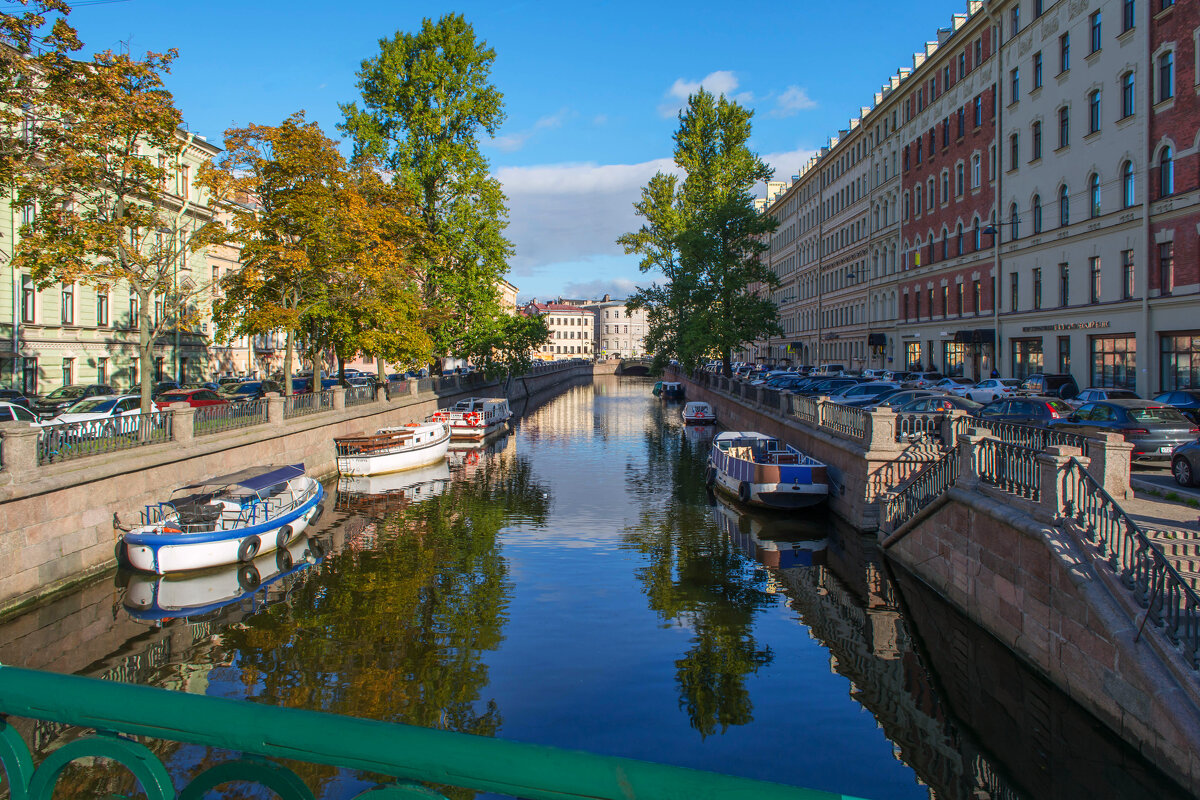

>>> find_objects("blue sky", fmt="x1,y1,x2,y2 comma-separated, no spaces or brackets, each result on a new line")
68,0,961,301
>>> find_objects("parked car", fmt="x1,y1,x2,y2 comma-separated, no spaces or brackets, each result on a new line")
1067,387,1141,408
902,371,944,389
1170,439,1200,485
963,378,1022,403
1019,373,1079,400
153,388,229,410
32,384,115,420
1053,400,1199,463
830,382,903,407
810,364,846,378
1152,390,1200,423
183,382,222,393
976,396,1074,426
931,377,976,395
866,389,940,410
151,381,182,399
795,378,858,396
41,394,142,431
0,400,37,422
219,380,285,402
859,369,889,380
894,395,984,413
0,388,31,409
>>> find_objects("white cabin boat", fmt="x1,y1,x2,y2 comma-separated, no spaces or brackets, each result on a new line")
428,397,512,441
706,432,829,510
122,465,325,575
682,401,716,425
334,421,450,476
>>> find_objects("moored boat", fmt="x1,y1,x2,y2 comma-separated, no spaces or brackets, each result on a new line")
682,401,716,425
122,464,325,575
660,381,685,400
428,397,512,441
335,421,450,476
706,431,828,510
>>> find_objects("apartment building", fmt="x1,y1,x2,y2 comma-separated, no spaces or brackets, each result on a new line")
524,302,595,360
584,295,648,358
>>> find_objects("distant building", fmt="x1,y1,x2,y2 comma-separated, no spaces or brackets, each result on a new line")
523,301,595,360
582,294,648,359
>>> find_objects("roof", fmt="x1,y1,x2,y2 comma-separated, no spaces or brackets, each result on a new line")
185,464,305,492
526,303,595,314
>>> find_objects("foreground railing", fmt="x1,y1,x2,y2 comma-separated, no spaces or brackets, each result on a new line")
895,412,945,443
976,438,1041,501
194,400,268,436
956,416,1086,451
37,411,173,465
820,402,867,441
283,390,335,419
344,384,377,407
1059,459,1200,669
884,443,961,532
0,666,844,800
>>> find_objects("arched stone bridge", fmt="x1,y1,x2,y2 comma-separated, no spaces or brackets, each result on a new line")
617,358,652,376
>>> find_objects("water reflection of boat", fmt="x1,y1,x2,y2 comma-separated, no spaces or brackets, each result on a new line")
711,494,828,569
122,536,324,622
682,423,718,443
336,461,451,513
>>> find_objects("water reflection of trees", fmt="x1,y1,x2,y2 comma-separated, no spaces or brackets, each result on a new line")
620,413,775,737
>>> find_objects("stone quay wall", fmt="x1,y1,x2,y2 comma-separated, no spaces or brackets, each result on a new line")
0,362,596,616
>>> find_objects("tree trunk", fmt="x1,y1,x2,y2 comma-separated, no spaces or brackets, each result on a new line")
138,287,153,415
376,356,386,390
337,351,346,386
283,330,294,397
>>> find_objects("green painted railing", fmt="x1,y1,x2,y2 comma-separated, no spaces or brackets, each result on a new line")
0,666,865,800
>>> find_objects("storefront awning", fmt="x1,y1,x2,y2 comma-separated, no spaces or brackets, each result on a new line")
954,328,996,345
867,333,886,346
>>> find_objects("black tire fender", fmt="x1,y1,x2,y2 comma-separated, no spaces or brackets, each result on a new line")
275,525,293,551
738,481,752,503
275,547,294,572
704,466,717,487
237,564,261,592
237,535,260,563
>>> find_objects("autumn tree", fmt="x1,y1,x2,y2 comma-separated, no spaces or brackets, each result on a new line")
621,90,780,376
12,48,222,412
340,13,515,362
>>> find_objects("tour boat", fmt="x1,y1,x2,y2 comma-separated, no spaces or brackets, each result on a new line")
682,401,716,425
334,421,450,476
428,397,512,441
659,381,685,400
121,464,325,575
706,431,829,510
122,536,324,622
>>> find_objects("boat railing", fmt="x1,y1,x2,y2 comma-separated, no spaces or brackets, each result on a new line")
335,430,414,457
194,400,268,436
37,410,173,466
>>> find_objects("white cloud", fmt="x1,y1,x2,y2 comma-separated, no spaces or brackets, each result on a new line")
560,277,643,300
658,70,753,118
490,107,573,152
770,86,817,117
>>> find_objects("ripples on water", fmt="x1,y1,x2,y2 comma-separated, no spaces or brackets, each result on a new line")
1,376,1188,799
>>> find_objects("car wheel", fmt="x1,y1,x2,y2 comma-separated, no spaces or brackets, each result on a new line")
1173,457,1194,487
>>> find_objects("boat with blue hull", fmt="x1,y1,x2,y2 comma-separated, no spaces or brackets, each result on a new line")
706,431,829,510
122,464,325,575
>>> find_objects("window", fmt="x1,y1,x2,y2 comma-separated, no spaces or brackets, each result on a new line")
1122,250,1135,299
21,357,36,395
130,357,138,389
974,95,983,126
1033,267,1043,309
942,118,950,147
1059,184,1070,227
1011,273,1020,311
942,285,950,316
128,294,138,329
1058,106,1070,148
96,291,108,327
1090,257,1102,302
1032,121,1042,159
1160,335,1200,391
974,220,982,250
1123,0,1135,32
1090,173,1101,217
1159,52,1174,102
928,288,934,320
1088,90,1101,133
154,356,165,382
180,164,190,200
1059,336,1072,374
1011,68,1020,101
942,232,949,261
916,138,922,164
942,171,949,201
20,275,35,324
973,280,982,313
1060,33,1070,73
1122,160,1135,208
1160,147,1174,196
956,163,965,195
1159,241,1174,294
959,52,966,78
1033,194,1043,233
61,357,73,387
974,39,982,66
957,108,965,138
1011,4,1021,34
971,153,981,187
1091,336,1137,391
957,223,964,255
1009,133,1019,168
1059,263,1070,306
1010,203,1020,239
61,283,74,325
1090,11,1102,53
1035,0,1044,16
97,357,107,385
956,283,964,316
1121,71,1135,117
1013,339,1044,380
1034,51,1043,89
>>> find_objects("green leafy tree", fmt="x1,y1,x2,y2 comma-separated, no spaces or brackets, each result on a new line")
340,13,514,361
621,90,780,376
465,311,549,380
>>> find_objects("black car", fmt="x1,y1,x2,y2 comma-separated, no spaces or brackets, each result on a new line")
32,383,115,420
1019,373,1080,400
794,378,859,396
218,380,285,402
976,395,1074,426
1152,390,1200,423
0,388,31,409
1171,439,1200,485
1053,400,1198,462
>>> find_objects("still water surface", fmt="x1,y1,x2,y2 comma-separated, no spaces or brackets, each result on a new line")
5,376,1189,799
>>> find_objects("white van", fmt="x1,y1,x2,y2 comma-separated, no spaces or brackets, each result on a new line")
811,364,846,377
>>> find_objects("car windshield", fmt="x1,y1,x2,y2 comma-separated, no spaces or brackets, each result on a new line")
45,386,85,400
68,397,118,413
159,392,189,402
1129,407,1188,423
224,383,259,395
1001,380,1021,387
1046,399,1074,414
1106,390,1140,399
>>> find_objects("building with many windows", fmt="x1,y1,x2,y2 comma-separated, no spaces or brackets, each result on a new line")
583,295,648,358
523,302,595,360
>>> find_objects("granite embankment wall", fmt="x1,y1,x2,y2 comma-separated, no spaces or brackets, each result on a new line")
0,362,600,616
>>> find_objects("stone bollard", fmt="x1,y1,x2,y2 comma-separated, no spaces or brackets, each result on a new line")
331,385,346,411
375,383,387,403
814,396,830,428
941,409,970,447
1084,433,1134,501
0,420,40,473
168,402,195,445
265,392,285,426
865,407,901,453
956,427,994,488
1035,445,1089,524
409,379,419,397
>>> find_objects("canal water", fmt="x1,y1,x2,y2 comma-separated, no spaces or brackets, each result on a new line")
1,376,1189,799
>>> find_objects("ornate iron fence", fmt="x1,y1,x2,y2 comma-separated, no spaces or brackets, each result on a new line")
760,387,780,409
793,395,818,424
730,381,742,397
955,416,1086,451
975,437,1041,500
0,665,842,800
895,412,946,443
37,411,173,466
387,379,409,399
1058,458,1200,669
193,400,267,436
345,384,377,407
283,390,335,419
884,443,961,532
820,402,868,441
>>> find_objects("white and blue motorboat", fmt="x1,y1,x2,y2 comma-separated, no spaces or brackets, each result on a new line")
706,431,829,510
122,464,325,575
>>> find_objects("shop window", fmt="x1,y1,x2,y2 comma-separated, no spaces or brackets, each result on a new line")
1091,335,1137,390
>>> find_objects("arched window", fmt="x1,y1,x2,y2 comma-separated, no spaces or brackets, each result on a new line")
1122,160,1135,208
1010,203,1019,239
971,153,981,187
956,223,964,255
1089,173,1101,217
973,219,981,250
1160,146,1174,196
956,163,965,195
941,229,948,260
1033,194,1043,233
1059,184,1070,227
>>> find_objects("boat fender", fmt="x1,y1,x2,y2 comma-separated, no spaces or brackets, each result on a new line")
307,539,326,560
237,535,261,563
276,547,294,571
704,467,717,488
276,525,293,551
313,503,325,521
237,564,261,592
738,482,752,504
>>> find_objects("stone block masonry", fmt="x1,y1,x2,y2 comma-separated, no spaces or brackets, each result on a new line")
0,363,594,616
